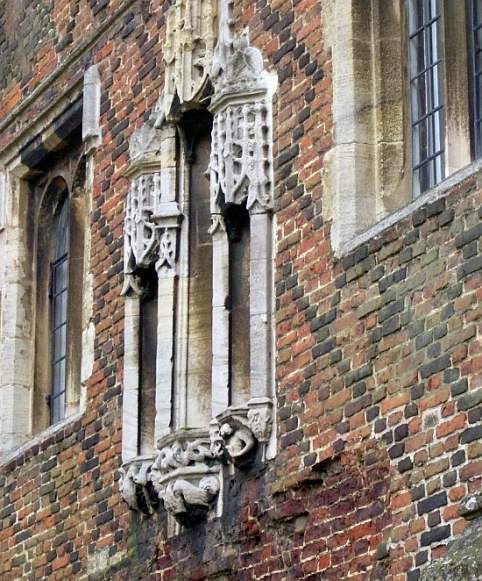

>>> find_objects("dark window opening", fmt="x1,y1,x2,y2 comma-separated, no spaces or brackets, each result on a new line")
139,265,158,454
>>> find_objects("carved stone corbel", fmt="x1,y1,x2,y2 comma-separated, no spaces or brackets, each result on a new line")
162,476,220,527
210,403,273,466
247,398,273,444
119,456,158,515
210,407,256,467
150,430,221,526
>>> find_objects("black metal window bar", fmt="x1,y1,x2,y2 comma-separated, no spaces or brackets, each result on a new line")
407,0,445,196
49,200,70,425
470,0,482,158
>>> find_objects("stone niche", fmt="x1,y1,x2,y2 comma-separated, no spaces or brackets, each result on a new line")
119,0,276,532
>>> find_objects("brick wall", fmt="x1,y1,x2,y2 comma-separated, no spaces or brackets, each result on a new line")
0,1,481,579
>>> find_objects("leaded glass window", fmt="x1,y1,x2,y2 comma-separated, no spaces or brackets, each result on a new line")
407,0,445,196
49,199,70,424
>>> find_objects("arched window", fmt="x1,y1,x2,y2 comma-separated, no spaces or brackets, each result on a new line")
34,173,86,431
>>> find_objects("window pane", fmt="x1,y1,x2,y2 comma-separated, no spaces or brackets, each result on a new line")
54,325,67,361
407,0,445,196
54,290,67,327
51,391,65,425
53,359,66,397
54,260,68,294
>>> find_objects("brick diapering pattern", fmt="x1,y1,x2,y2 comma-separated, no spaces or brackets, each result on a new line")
0,0,481,580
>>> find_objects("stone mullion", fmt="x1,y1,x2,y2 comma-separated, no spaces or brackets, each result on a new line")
210,216,230,417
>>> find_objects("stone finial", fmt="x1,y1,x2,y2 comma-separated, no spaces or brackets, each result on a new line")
82,65,101,152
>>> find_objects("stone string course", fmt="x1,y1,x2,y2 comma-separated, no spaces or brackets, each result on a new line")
0,0,481,580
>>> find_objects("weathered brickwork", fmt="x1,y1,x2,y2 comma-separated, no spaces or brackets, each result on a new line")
0,1,481,580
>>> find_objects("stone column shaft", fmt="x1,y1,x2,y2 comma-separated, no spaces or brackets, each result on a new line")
122,295,141,463
249,212,272,401
211,218,230,417
155,275,176,441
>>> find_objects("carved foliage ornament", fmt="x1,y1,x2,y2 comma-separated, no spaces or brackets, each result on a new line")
153,436,214,475
123,119,181,290
210,100,273,212
160,0,217,117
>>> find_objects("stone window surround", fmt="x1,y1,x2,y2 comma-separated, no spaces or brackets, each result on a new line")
0,76,97,462
323,0,474,256
339,156,482,257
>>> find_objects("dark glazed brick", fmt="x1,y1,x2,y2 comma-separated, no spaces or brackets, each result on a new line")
461,425,482,444
398,457,413,473
420,525,450,546
457,388,482,411
427,511,441,527
417,492,447,516
394,424,408,441
375,418,387,433
451,450,466,467
388,443,404,459
420,355,450,379
411,384,425,400
451,379,468,397
411,485,425,501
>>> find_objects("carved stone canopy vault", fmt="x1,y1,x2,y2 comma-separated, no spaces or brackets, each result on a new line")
209,1,276,216
159,0,217,118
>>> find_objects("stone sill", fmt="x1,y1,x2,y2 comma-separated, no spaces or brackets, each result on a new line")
0,411,84,470
337,158,482,258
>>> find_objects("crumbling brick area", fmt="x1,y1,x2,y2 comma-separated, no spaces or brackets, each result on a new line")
0,0,481,580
